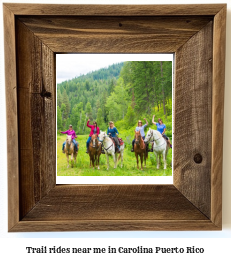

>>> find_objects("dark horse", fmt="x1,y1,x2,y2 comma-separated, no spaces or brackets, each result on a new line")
134,130,148,170
89,134,102,169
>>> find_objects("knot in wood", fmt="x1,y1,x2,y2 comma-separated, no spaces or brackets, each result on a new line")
194,153,202,164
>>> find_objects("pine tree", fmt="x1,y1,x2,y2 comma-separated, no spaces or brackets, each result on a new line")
160,61,166,118
62,89,70,120
108,78,115,94
57,106,63,130
124,105,136,128
96,108,104,127
57,89,62,107
86,102,93,121
61,103,66,128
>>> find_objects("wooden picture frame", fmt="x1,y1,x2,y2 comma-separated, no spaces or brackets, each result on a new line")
4,4,226,232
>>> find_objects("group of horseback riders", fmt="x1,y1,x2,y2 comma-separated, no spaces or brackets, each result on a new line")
60,115,172,154
131,115,172,152
60,120,121,154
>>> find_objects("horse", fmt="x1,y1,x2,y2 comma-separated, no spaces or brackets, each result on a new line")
134,130,148,170
64,135,78,168
88,134,102,169
144,128,169,169
98,131,124,170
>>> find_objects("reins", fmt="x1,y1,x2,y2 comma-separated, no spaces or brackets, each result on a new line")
104,143,113,151
135,135,146,150
99,136,114,151
89,140,101,152
89,137,100,151
147,131,166,148
65,138,74,154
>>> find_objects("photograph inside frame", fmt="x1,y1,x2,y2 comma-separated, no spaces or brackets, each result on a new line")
56,54,173,184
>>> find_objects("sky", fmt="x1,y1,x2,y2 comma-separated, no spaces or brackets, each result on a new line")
56,53,173,84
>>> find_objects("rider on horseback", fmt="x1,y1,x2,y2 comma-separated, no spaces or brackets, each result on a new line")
152,115,172,148
86,119,100,153
131,118,148,152
60,125,78,153
107,121,120,152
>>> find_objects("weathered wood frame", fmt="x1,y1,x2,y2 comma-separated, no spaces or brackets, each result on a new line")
4,4,226,232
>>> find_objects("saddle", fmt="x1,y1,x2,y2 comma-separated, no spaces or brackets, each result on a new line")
73,141,78,153
118,138,124,145
110,137,124,153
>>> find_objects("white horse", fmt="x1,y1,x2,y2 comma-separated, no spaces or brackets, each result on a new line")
64,135,77,168
144,128,169,169
98,131,124,170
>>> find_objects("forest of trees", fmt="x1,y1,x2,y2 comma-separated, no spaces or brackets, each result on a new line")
57,61,172,136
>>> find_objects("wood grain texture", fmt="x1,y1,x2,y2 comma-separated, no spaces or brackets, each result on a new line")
3,3,225,16
174,22,213,219
18,16,213,53
3,4,19,231
11,220,219,232
16,19,56,219
14,185,219,231
211,5,226,228
4,3,226,231
22,185,207,221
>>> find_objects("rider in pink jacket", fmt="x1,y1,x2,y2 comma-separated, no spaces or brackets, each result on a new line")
60,125,78,153
86,119,100,153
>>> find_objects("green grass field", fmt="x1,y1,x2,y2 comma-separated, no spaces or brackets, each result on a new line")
57,133,172,176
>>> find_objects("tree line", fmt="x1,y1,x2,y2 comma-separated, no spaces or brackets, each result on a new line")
57,61,172,136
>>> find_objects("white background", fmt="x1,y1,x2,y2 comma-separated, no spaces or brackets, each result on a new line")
0,0,231,260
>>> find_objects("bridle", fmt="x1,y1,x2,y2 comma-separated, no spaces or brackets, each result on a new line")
89,137,101,151
135,133,145,150
145,130,166,148
65,136,74,154
98,134,113,151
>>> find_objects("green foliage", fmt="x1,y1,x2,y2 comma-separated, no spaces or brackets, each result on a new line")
124,105,136,129
96,108,106,131
57,133,172,176
57,106,62,130
57,60,172,139
86,102,93,121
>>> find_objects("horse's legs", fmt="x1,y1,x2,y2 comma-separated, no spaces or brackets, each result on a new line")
140,153,143,171
74,152,77,164
66,154,69,168
97,153,100,170
91,154,95,169
106,153,110,170
89,154,92,167
135,152,139,169
71,153,74,168
144,151,147,168
113,153,116,168
94,154,96,169
163,150,167,169
115,153,118,168
120,150,123,168
154,151,159,169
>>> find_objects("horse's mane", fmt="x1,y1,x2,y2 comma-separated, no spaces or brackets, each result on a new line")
153,129,162,139
99,132,110,142
148,129,162,139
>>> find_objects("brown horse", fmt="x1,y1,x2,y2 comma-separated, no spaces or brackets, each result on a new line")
64,135,78,168
134,130,148,170
89,134,102,169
